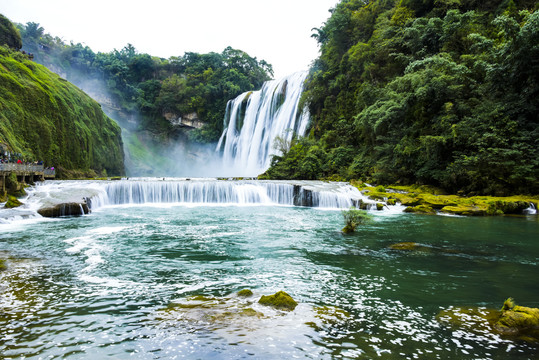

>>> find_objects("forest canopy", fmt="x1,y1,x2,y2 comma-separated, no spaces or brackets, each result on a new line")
16,23,273,142
264,0,539,196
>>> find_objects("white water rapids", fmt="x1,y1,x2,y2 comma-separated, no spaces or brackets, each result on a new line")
0,179,382,224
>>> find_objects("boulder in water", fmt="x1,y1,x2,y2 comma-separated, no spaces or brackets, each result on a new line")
4,196,23,209
495,298,539,337
38,202,89,217
403,205,436,214
237,289,254,297
437,298,539,342
258,290,298,311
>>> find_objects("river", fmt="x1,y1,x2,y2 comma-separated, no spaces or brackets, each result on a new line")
0,179,538,359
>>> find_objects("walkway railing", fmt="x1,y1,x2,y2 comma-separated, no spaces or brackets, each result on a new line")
0,163,55,177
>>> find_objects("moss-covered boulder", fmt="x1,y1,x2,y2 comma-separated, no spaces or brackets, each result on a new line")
398,196,422,206
37,202,89,217
440,205,486,216
437,299,539,342
418,194,458,209
237,289,253,297
403,205,436,214
258,291,298,311
0,258,6,271
4,195,23,208
495,298,539,337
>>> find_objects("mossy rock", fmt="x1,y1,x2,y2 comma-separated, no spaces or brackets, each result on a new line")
403,205,436,214
342,224,354,234
258,291,298,311
440,205,486,216
0,259,6,271
362,188,387,201
418,194,458,209
387,198,397,206
237,289,253,297
495,299,539,338
437,299,539,342
397,196,421,206
376,203,384,211
4,195,23,208
485,200,532,215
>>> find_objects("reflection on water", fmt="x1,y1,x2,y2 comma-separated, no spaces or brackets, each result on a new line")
0,205,538,359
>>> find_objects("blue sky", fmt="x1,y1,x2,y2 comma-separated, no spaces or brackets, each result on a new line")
1,0,338,78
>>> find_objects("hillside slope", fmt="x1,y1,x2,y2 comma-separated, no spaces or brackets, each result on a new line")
265,0,539,195
0,45,124,177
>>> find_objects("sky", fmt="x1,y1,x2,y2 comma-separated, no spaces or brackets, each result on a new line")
0,0,338,79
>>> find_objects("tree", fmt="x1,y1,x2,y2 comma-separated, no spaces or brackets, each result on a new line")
0,14,22,50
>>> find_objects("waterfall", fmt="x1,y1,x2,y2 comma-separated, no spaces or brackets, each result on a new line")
216,71,310,176
88,179,371,210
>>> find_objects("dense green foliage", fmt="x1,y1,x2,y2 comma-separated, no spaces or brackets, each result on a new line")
0,45,124,177
16,23,273,142
0,14,21,50
265,0,539,195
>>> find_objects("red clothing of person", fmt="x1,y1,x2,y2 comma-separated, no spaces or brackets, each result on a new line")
17,159,22,164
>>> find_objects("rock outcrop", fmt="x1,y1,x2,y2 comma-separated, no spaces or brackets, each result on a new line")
164,112,205,129
37,202,90,217
258,291,298,311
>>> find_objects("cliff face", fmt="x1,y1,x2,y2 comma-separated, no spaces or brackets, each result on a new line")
0,46,125,177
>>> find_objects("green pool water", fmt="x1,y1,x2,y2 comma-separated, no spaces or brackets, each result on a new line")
1,204,537,359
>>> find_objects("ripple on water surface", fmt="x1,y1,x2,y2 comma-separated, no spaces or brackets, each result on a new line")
0,205,538,359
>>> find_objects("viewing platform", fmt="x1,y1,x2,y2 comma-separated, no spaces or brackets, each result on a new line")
0,163,55,193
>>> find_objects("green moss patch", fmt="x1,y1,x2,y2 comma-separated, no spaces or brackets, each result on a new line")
258,291,298,311
437,299,539,342
403,205,436,214
237,289,253,297
355,183,538,217
4,195,23,208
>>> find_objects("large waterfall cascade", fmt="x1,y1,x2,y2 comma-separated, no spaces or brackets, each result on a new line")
216,72,310,176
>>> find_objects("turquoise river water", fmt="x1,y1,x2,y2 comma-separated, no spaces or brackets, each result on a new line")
0,180,538,359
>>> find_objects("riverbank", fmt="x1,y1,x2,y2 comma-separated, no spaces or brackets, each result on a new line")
353,181,538,216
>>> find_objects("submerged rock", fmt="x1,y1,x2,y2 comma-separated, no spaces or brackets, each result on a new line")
37,202,89,217
258,291,298,311
389,242,422,251
437,298,539,342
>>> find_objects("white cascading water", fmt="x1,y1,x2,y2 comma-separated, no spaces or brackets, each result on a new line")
216,71,310,176
89,179,371,210
0,179,380,225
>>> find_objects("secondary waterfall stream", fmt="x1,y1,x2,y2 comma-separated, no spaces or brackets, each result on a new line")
216,72,310,176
